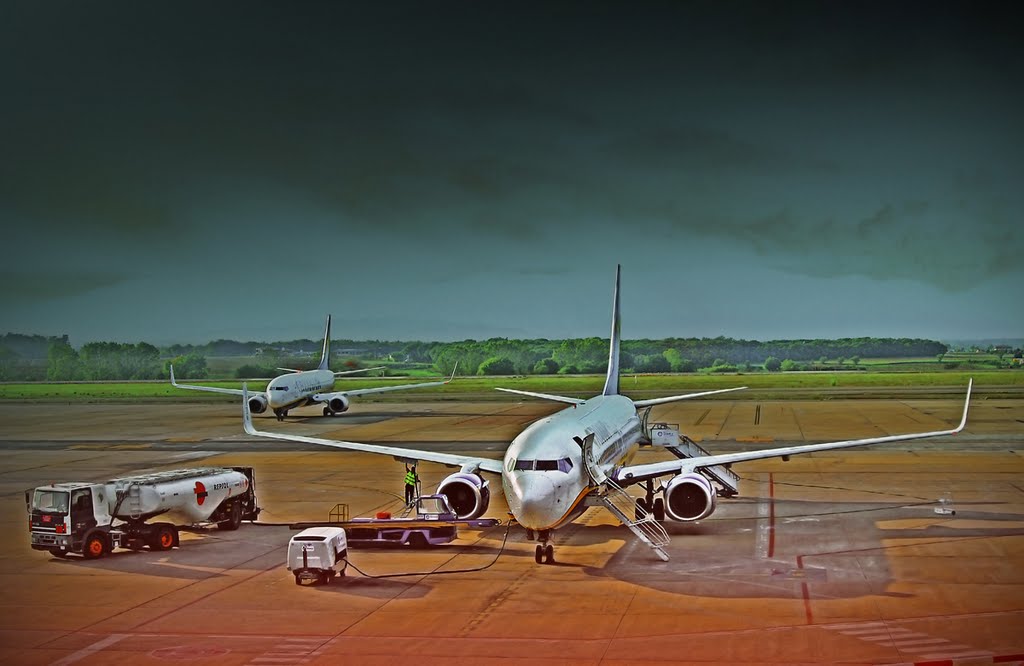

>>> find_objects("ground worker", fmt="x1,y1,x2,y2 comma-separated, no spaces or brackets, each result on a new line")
404,464,418,504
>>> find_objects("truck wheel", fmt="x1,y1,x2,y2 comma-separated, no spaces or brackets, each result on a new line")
408,533,428,549
294,574,303,586
83,532,107,559
150,524,177,551
48,546,69,558
218,500,243,531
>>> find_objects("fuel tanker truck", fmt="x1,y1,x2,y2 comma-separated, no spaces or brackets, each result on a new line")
27,466,260,559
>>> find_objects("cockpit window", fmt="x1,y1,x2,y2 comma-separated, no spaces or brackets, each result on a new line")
273,386,288,391
513,458,573,473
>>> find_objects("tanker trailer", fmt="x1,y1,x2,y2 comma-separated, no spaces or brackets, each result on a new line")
27,466,260,559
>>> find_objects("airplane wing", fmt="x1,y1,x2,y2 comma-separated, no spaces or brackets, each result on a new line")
241,386,504,474
315,365,457,400
614,380,973,487
333,366,386,377
632,385,748,408
170,365,248,397
495,388,585,405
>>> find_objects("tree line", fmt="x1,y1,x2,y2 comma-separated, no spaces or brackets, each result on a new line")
0,332,960,381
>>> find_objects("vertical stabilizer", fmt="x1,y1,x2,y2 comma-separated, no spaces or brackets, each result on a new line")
602,265,621,396
318,315,332,370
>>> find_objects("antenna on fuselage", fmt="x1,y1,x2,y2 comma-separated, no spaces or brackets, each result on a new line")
602,265,621,396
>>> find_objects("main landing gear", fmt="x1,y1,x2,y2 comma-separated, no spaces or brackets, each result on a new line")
528,529,555,564
322,407,336,417
274,409,289,422
635,480,666,522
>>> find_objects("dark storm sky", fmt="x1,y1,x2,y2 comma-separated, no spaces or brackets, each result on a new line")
2,2,1021,345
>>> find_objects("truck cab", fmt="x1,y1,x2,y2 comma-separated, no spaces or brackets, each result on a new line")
27,483,111,557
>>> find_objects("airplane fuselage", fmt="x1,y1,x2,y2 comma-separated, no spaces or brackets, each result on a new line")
266,369,335,411
501,395,641,531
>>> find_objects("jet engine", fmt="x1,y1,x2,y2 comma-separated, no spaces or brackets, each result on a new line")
327,395,350,413
247,393,268,414
436,472,490,519
663,472,717,522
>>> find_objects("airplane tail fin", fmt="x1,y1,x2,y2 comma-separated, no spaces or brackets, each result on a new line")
318,315,332,371
602,265,622,396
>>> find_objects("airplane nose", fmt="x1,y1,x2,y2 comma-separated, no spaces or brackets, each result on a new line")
515,475,558,529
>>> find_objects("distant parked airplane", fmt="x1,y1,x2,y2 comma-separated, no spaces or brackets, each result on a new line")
172,315,454,420
242,268,972,563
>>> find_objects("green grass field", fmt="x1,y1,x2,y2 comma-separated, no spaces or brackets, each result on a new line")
0,370,1018,402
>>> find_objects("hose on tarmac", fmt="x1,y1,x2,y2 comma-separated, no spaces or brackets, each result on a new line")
341,518,515,579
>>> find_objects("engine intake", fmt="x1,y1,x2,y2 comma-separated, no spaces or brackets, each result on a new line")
247,394,268,414
663,472,717,522
436,473,490,519
327,395,350,413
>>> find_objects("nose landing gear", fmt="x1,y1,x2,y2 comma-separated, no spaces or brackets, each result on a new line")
533,529,554,564
274,409,289,421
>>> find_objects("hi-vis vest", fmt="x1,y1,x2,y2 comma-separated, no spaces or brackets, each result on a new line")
405,471,416,486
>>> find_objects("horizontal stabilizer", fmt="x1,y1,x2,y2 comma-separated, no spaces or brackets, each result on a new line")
495,387,585,405
633,386,747,408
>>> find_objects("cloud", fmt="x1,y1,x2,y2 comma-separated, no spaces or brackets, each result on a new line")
0,271,131,305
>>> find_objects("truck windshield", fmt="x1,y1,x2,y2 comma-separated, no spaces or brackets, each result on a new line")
33,490,69,513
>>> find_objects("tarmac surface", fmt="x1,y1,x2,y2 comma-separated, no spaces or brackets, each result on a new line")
1,395,1022,665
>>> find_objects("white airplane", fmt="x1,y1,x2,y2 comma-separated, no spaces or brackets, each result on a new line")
241,267,972,564
173,315,455,421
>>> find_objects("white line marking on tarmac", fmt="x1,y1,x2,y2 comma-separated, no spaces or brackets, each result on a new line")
52,634,127,665
756,473,771,559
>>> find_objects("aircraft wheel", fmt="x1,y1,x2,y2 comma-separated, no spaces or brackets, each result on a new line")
323,407,332,416
525,528,535,541
534,544,543,564
653,497,666,522
544,544,555,564
635,498,649,520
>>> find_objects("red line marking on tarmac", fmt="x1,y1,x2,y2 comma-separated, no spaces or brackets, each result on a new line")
768,472,775,558
994,654,1024,663
796,554,813,625
912,660,952,666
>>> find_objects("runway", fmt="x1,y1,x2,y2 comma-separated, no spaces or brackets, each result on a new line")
1,397,1022,664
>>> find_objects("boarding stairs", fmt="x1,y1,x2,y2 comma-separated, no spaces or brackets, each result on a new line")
647,422,739,497
665,435,740,497
597,480,670,561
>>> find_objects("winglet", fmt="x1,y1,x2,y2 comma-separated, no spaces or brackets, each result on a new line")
170,364,177,386
242,384,256,436
446,362,459,383
954,378,973,433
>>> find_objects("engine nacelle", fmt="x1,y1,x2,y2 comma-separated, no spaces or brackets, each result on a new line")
327,395,350,413
247,394,268,414
436,473,490,520
663,473,717,522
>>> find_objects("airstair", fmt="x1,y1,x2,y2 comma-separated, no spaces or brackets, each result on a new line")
579,430,670,561
596,480,670,561
647,422,739,497
664,435,740,497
